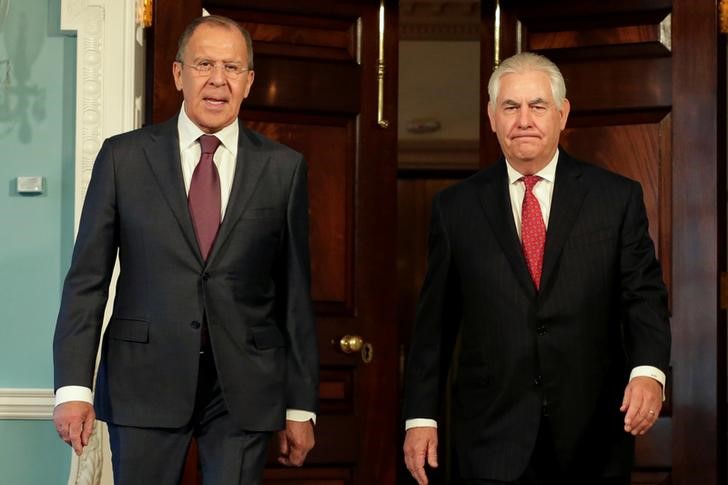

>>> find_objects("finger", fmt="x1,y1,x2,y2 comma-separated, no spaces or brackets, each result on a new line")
81,414,95,446
635,406,660,435
620,385,631,412
278,431,289,455
288,445,306,467
623,393,645,431
426,439,438,468
68,420,84,456
412,465,429,485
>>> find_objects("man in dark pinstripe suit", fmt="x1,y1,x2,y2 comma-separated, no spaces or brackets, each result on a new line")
402,52,670,485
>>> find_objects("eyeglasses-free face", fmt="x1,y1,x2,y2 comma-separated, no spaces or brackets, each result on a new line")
172,23,255,134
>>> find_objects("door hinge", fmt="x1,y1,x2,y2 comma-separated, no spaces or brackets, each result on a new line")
721,272,728,310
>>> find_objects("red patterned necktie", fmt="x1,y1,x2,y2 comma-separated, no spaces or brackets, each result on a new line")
520,175,546,289
188,135,222,261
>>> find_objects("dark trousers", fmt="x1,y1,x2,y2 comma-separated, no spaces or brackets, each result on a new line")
463,419,630,485
108,349,272,485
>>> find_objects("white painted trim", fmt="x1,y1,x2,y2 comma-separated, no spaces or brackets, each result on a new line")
59,1,144,484
0,388,54,419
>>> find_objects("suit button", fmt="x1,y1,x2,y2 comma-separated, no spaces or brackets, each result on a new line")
202,273,210,281
534,375,543,386
190,321,201,329
537,326,547,336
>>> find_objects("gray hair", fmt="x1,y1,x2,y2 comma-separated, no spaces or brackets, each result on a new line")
488,52,565,108
176,15,254,70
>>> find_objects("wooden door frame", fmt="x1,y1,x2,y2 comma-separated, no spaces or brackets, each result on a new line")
671,1,725,483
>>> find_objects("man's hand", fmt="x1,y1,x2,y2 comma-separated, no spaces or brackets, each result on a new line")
403,427,438,485
277,419,315,466
53,401,96,456
621,376,663,436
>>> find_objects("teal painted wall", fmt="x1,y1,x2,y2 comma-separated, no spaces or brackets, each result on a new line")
0,0,76,482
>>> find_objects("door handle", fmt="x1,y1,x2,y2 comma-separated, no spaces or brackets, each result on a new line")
336,334,374,363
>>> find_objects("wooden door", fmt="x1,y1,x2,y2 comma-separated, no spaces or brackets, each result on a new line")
481,1,724,484
148,1,399,484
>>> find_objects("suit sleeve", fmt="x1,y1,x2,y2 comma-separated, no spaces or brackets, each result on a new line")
53,139,119,391
403,192,462,420
619,181,671,374
281,156,319,414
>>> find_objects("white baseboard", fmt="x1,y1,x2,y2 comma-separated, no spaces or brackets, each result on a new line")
0,388,54,419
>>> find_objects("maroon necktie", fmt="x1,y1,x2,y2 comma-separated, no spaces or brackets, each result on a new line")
188,135,222,261
520,175,546,289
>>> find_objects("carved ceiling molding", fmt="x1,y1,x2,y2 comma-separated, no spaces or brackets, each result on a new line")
400,0,480,41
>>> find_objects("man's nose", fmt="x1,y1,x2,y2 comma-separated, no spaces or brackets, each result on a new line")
517,107,532,127
207,65,226,85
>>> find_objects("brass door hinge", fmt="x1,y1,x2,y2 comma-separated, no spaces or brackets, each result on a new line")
721,272,728,310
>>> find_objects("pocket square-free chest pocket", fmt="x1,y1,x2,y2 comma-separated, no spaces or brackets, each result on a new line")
242,207,284,220
106,318,149,343
250,326,285,350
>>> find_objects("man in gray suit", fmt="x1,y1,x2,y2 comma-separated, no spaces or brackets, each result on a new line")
402,52,670,484
53,15,318,484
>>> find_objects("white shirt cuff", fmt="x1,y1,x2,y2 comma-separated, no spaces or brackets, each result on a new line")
55,386,93,407
405,418,438,430
630,365,667,401
286,409,316,425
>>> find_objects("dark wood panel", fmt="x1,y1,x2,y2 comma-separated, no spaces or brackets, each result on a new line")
529,24,664,50
148,0,202,124
263,466,352,484
245,57,361,114
670,0,723,483
319,367,354,414
209,7,359,62
242,113,355,315
631,471,671,485
502,0,671,31
635,417,672,468
398,178,463,333
559,58,671,112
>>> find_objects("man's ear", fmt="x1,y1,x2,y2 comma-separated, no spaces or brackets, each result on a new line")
559,98,571,130
172,62,183,92
243,70,255,99
487,102,497,133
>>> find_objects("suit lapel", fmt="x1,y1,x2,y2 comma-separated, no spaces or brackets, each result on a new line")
143,117,201,262
476,160,536,298
206,124,270,266
540,152,588,292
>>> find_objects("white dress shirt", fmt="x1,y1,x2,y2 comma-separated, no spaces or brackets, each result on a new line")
56,104,315,424
405,150,665,430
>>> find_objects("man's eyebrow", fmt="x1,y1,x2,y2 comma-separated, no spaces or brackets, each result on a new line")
501,99,520,106
528,98,549,105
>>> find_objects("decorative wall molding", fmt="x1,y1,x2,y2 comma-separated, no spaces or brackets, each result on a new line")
0,388,54,419
61,0,145,230
59,1,145,484
400,0,480,41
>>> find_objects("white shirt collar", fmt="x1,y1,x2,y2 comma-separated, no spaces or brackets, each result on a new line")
177,103,239,154
506,149,559,185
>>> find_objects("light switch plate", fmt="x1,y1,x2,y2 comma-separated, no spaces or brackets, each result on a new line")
16,176,44,194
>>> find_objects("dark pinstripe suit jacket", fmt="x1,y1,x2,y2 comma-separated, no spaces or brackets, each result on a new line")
53,117,319,432
403,150,670,481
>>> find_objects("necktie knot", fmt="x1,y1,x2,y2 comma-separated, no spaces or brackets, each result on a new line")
199,135,221,156
521,175,540,192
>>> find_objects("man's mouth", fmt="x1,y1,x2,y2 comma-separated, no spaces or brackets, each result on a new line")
203,97,228,107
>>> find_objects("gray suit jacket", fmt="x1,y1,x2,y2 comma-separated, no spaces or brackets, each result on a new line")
53,116,319,431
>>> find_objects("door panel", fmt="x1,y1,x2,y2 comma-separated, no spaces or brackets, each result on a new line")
483,0,722,483
149,1,399,484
